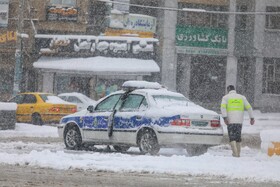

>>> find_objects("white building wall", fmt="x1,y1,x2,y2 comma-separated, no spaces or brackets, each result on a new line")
226,0,238,89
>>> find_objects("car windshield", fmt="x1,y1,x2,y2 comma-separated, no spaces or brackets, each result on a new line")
152,95,192,107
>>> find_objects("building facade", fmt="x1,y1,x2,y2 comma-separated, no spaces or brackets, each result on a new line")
159,0,280,112
0,0,160,101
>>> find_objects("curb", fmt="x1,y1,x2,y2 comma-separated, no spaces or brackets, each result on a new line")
222,134,261,149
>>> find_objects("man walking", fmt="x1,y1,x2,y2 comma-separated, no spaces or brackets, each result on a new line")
221,85,255,157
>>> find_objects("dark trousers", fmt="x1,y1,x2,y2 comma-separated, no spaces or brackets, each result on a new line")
227,123,242,142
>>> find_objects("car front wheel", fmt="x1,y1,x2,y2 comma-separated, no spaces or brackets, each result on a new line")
139,129,160,155
64,125,82,150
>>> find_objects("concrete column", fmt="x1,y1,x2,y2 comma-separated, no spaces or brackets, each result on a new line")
42,72,54,93
178,55,191,98
226,0,238,87
253,0,266,108
160,0,178,91
89,76,97,100
254,57,263,107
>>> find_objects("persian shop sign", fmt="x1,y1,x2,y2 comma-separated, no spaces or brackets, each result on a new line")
46,6,78,22
0,31,16,43
123,14,157,33
110,13,157,33
176,25,228,49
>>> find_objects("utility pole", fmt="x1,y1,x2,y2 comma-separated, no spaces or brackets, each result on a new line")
12,0,25,95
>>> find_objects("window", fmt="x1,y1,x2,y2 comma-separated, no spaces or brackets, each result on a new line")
9,95,24,104
266,7,280,29
263,58,280,94
67,96,82,103
178,3,228,28
95,94,122,111
121,94,147,111
50,0,76,6
59,96,67,101
39,94,53,102
23,94,37,104
153,95,189,108
236,5,248,30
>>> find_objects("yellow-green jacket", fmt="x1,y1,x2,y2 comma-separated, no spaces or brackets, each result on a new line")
220,90,254,124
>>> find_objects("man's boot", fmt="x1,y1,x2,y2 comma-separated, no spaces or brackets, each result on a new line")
230,141,238,157
236,142,241,157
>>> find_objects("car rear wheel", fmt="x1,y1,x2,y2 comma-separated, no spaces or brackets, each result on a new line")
31,113,43,126
64,125,82,150
186,145,208,156
113,145,130,152
139,129,160,155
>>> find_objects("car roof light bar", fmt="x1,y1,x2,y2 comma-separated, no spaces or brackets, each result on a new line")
122,81,163,91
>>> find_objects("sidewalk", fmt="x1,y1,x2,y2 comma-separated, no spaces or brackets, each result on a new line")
221,110,280,148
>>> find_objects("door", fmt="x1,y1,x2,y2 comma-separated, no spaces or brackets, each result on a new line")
20,94,37,122
83,94,122,142
113,94,149,144
190,56,226,109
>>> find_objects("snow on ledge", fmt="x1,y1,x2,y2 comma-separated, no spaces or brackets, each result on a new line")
33,56,160,73
0,102,17,111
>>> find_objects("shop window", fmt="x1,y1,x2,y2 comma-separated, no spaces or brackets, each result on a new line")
266,7,280,30
178,3,228,28
236,5,248,30
50,0,76,7
263,58,280,94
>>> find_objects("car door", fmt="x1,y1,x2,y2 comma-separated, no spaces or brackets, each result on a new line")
20,94,37,122
82,94,122,142
112,94,149,144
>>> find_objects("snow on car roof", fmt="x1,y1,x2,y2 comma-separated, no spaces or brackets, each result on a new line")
45,95,75,105
58,92,90,98
122,81,163,90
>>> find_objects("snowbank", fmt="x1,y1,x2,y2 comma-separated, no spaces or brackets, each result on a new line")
260,129,280,156
0,102,17,110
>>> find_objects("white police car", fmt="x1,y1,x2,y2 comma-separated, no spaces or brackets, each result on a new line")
58,81,223,155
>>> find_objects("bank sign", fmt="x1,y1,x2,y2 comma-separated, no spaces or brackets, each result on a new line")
176,25,228,55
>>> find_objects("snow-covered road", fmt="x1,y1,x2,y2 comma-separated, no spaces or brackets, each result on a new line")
0,119,280,183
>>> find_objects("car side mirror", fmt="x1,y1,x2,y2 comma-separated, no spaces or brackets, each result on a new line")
87,105,94,113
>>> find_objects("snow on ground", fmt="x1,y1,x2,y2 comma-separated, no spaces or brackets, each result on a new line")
0,111,280,182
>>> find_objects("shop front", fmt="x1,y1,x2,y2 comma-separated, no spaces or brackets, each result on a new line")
33,34,160,100
176,25,228,111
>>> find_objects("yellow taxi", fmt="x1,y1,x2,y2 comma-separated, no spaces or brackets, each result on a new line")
9,92,77,125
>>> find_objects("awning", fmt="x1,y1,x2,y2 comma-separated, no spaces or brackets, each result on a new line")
33,56,160,76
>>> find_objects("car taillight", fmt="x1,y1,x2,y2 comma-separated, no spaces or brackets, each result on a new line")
49,107,60,112
211,120,220,127
170,118,190,127
71,107,77,113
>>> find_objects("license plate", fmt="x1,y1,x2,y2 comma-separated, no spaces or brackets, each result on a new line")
192,121,208,127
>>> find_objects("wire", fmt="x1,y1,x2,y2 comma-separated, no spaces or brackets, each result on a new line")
98,0,280,15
